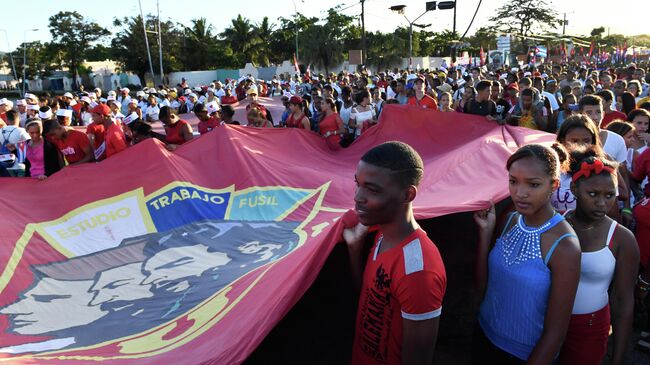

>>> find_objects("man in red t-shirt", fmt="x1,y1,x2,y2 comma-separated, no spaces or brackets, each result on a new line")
91,104,127,159
343,141,447,365
596,89,627,128
43,120,93,165
407,76,438,110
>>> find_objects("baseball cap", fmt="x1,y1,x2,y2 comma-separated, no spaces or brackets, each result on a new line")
90,103,111,116
289,95,303,104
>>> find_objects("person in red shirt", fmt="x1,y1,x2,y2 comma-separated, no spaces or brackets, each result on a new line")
343,141,446,365
160,106,193,151
220,88,238,105
91,104,127,159
195,103,220,135
596,89,627,128
85,114,105,160
285,96,310,129
43,120,93,165
407,76,438,110
245,88,273,125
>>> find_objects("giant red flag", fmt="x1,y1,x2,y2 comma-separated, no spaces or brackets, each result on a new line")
0,105,554,364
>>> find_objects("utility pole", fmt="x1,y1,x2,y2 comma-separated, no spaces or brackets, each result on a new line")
361,0,366,66
156,0,164,85
562,13,566,35
452,0,457,63
138,0,155,87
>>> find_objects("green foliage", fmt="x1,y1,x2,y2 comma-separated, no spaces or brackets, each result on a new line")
299,9,357,73
48,11,109,88
111,15,183,85
489,0,561,38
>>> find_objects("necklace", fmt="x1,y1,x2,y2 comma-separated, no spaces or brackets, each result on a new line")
567,212,605,231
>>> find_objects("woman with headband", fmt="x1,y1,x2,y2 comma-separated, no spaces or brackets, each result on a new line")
24,118,63,179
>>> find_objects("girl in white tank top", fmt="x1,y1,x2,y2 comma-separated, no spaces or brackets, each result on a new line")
558,149,639,365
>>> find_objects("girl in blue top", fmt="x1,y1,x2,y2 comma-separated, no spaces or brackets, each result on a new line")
473,144,581,365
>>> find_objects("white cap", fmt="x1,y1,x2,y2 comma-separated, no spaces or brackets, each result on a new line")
194,86,202,92
523,71,532,77
136,91,146,97
109,99,121,107
88,92,97,99
107,95,116,101
81,96,92,104
499,73,508,80
26,104,39,111
148,88,156,94
541,73,549,79
189,93,198,99
121,87,130,93
99,97,107,103
456,79,467,88
94,87,101,92
0,98,10,106
24,93,37,101
108,90,117,97
207,88,215,94
39,108,53,119
63,92,74,99
69,99,77,106
89,101,99,109
207,102,221,114
129,98,138,105
123,112,139,125
16,99,26,106
184,89,192,95
158,89,167,96
56,109,73,118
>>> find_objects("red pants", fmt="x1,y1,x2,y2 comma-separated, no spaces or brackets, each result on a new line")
558,304,610,365
635,198,650,268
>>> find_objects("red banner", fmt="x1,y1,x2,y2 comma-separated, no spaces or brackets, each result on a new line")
0,105,553,364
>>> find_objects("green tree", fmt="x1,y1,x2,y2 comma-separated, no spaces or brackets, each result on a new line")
467,27,497,51
111,15,183,86
254,17,275,67
270,14,318,64
183,18,217,70
489,0,561,37
84,44,115,62
301,9,357,73
48,11,109,89
221,15,260,66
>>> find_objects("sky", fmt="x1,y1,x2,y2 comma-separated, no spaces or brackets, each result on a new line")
0,0,647,53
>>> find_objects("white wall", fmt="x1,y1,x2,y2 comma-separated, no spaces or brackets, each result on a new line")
166,71,219,88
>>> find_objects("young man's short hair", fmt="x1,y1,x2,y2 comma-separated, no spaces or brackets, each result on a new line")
578,94,603,111
476,80,492,92
361,141,424,188
596,89,614,103
43,119,62,135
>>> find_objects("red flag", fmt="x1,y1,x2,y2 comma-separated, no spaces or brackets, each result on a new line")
293,53,300,75
480,46,486,66
588,42,594,58
0,105,554,364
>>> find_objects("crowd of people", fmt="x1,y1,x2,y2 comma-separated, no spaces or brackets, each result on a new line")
1,58,650,364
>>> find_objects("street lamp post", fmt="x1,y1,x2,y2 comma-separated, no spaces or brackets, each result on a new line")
0,29,19,86
22,28,38,95
292,0,299,61
390,2,455,69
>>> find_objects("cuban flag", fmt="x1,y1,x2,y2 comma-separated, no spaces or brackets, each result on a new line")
535,46,547,58
15,140,28,164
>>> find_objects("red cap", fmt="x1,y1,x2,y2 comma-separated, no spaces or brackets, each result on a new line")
506,82,519,91
90,103,111,116
289,95,303,104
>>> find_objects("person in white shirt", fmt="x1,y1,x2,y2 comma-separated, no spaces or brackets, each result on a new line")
158,90,171,108
0,110,30,174
16,99,28,127
145,95,160,123
214,82,226,99
118,88,132,115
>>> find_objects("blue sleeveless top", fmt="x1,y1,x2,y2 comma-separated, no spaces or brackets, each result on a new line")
478,212,575,360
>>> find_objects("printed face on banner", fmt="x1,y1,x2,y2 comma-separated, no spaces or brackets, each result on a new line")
0,182,333,361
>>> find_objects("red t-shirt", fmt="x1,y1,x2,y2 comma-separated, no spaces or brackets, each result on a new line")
221,95,238,105
600,110,627,128
351,228,447,365
407,95,438,110
633,148,650,197
198,117,220,135
105,122,128,158
86,122,105,151
55,129,91,164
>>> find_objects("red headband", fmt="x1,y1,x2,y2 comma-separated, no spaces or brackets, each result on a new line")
571,159,615,182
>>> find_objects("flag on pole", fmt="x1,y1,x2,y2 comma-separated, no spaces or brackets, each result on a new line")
534,46,547,58
588,42,594,58
479,46,486,66
293,53,300,75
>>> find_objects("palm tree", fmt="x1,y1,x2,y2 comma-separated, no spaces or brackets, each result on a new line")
221,15,260,66
254,17,274,67
185,18,217,70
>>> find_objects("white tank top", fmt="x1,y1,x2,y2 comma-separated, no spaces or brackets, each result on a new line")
572,220,617,314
